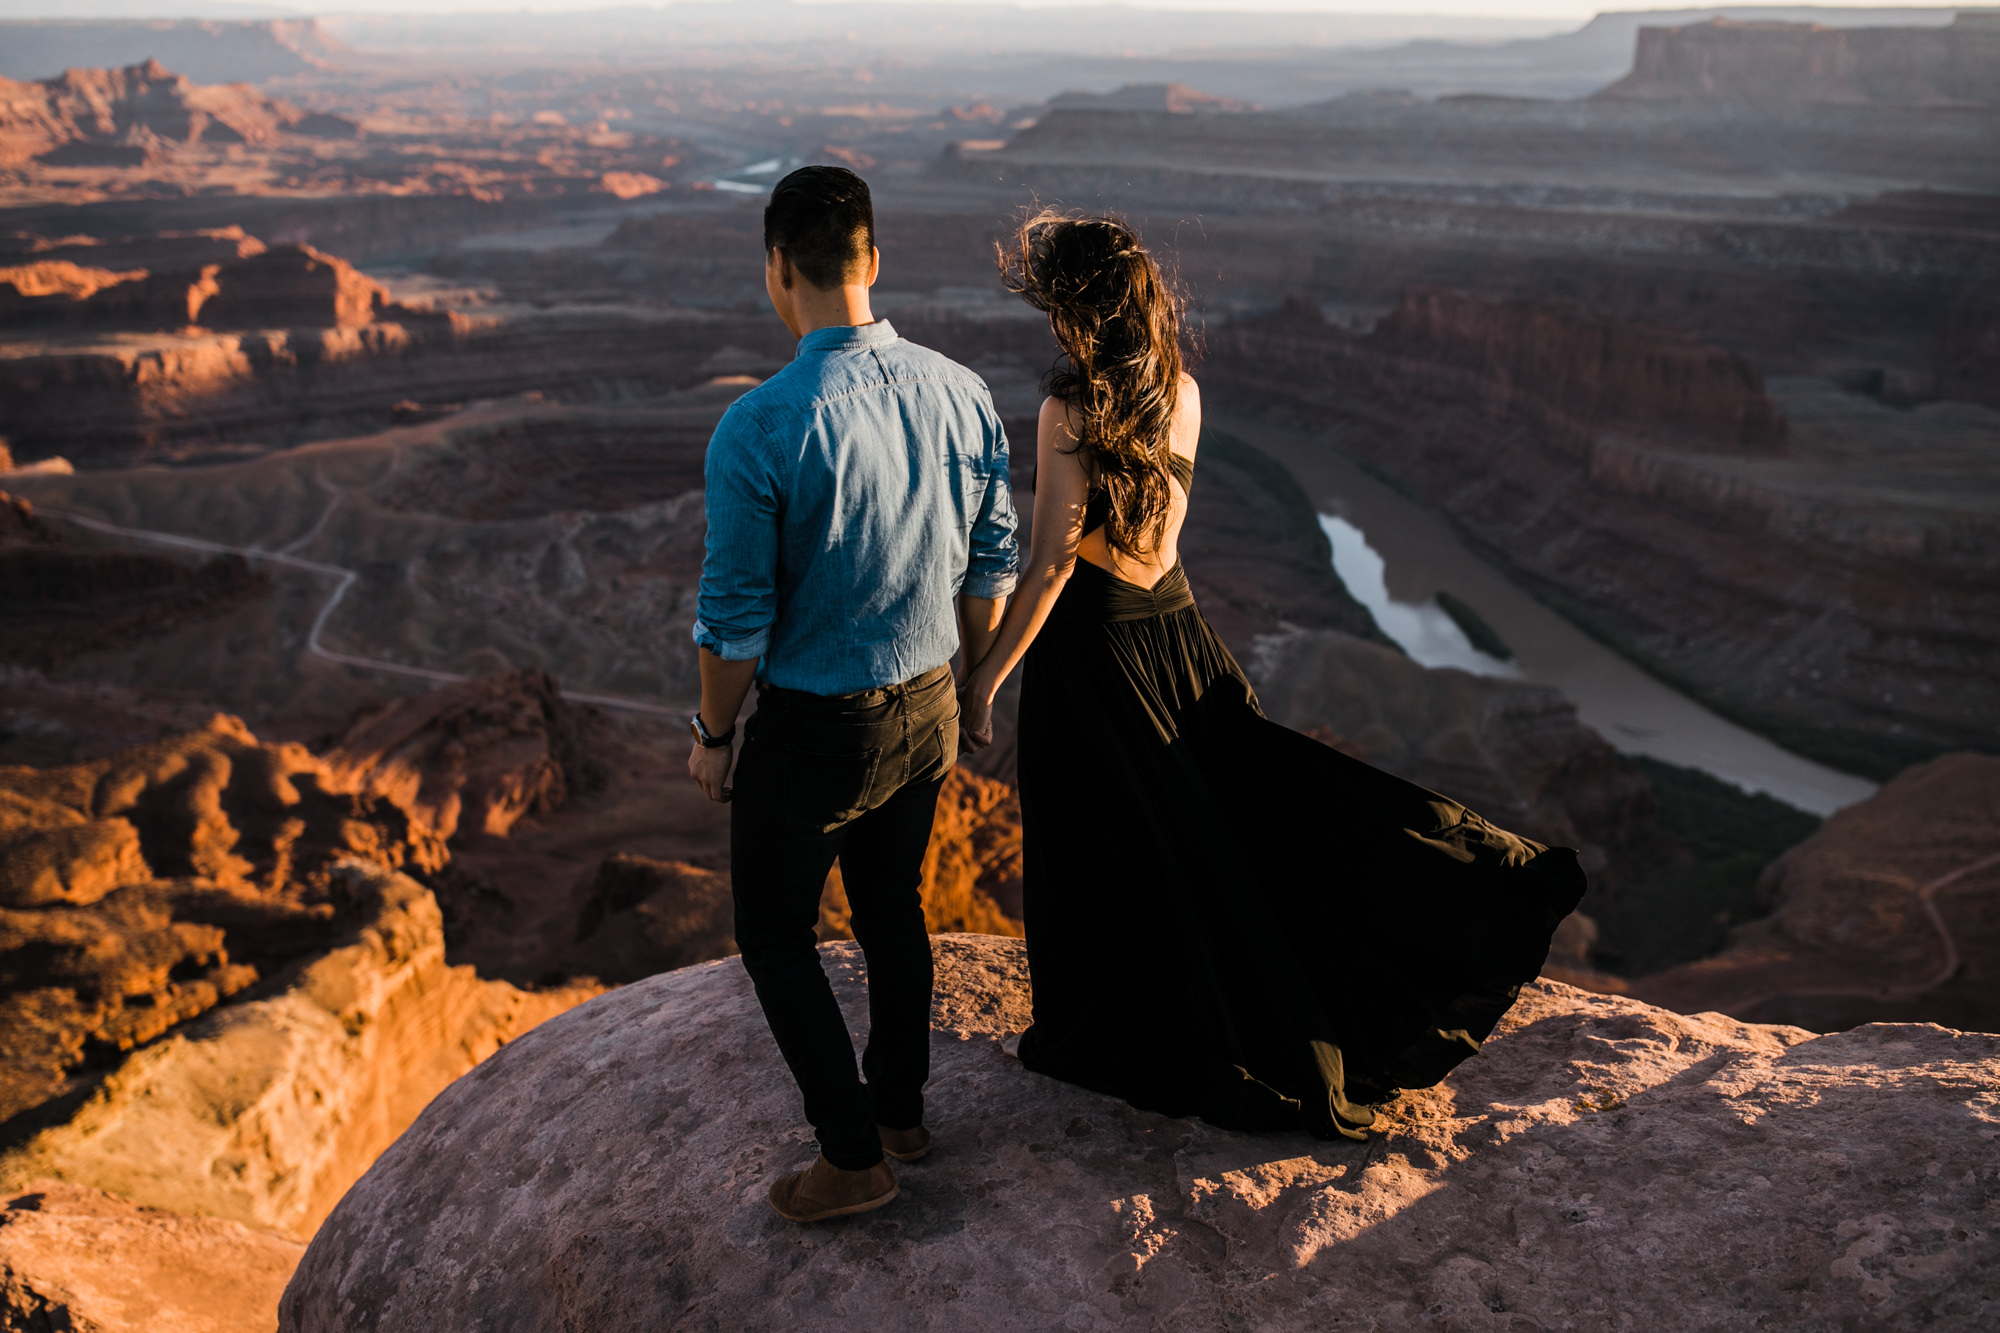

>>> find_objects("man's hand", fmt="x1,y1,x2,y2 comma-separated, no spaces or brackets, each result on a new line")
689,649,757,802
688,738,734,802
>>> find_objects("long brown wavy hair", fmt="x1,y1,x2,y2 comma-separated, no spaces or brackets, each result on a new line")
998,210,1184,559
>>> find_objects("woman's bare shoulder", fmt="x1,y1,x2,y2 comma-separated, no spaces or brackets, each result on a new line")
1039,394,1085,442
1174,374,1203,458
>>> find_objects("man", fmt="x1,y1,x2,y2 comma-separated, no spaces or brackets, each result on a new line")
688,165,1018,1223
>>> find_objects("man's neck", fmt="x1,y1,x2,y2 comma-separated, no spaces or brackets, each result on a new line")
786,285,875,339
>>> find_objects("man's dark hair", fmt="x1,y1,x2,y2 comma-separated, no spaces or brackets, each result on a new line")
764,165,875,289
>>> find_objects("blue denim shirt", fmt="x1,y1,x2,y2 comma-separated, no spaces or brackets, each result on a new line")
694,320,1020,695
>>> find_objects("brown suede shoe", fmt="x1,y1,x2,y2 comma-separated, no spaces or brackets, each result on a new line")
877,1123,932,1162
767,1155,898,1223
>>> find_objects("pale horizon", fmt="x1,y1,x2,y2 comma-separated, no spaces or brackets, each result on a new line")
0,0,1987,20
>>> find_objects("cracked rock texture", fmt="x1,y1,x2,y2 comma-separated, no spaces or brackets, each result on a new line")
281,934,1999,1331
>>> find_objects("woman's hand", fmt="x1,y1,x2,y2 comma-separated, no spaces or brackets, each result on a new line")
959,678,995,751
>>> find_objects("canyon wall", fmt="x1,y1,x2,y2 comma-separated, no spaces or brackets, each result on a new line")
1369,285,1788,452
0,865,595,1239
1207,290,2000,777
0,681,610,1135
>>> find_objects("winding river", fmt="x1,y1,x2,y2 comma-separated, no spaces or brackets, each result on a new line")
1214,413,1879,817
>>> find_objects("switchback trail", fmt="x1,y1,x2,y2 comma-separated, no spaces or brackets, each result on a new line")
41,505,693,720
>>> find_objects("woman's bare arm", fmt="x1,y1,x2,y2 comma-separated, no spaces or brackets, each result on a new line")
960,396,1091,748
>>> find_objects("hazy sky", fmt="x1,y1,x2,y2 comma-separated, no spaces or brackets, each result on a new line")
14,0,1977,17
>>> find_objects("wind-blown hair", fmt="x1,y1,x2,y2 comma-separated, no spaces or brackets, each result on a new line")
998,210,1184,559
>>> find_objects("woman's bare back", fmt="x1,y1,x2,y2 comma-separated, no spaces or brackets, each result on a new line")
1051,373,1203,591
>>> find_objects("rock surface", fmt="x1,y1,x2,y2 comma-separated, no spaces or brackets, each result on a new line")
282,935,1999,1332
0,1180,304,1333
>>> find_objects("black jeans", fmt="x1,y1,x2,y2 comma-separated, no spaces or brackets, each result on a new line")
730,663,957,1170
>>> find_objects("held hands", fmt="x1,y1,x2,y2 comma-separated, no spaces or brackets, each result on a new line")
959,679,995,751
688,738,734,802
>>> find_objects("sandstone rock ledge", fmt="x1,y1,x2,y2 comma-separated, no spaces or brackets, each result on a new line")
282,937,1998,1331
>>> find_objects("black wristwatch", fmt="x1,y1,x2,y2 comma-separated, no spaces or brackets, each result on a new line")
690,712,735,748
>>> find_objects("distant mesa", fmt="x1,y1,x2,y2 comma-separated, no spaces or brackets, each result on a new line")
0,58,360,171
1046,82,1253,115
938,15,2000,196
0,17,344,85
1596,14,2000,107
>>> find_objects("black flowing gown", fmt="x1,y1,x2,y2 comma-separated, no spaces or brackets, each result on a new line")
1014,451,1587,1140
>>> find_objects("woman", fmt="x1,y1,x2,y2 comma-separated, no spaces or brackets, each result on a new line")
959,212,1586,1140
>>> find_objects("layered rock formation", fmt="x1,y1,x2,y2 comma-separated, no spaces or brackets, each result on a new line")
280,935,2000,1331
0,229,769,466
0,715,443,1128
0,56,708,208
0,669,618,1126
1369,285,1787,452
1,232,454,334
1046,83,1252,114
0,865,593,1239
952,57,2000,197
0,59,356,171
0,19,346,86
0,674,644,1328
1632,751,2000,1034
1598,14,2000,108
1210,289,2000,776
324,669,604,845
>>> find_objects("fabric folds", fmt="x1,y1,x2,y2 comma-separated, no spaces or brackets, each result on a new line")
1014,555,1587,1140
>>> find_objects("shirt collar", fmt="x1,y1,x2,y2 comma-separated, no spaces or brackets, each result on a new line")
794,319,898,358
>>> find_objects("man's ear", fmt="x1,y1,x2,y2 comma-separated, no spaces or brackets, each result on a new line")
864,246,880,288
769,247,794,291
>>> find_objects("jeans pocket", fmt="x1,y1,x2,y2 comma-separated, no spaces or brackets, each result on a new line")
780,740,885,834
907,694,959,785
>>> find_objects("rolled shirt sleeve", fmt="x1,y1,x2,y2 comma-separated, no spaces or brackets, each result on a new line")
693,403,782,662
960,406,1020,599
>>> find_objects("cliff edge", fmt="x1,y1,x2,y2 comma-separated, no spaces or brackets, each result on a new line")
282,935,1997,1331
